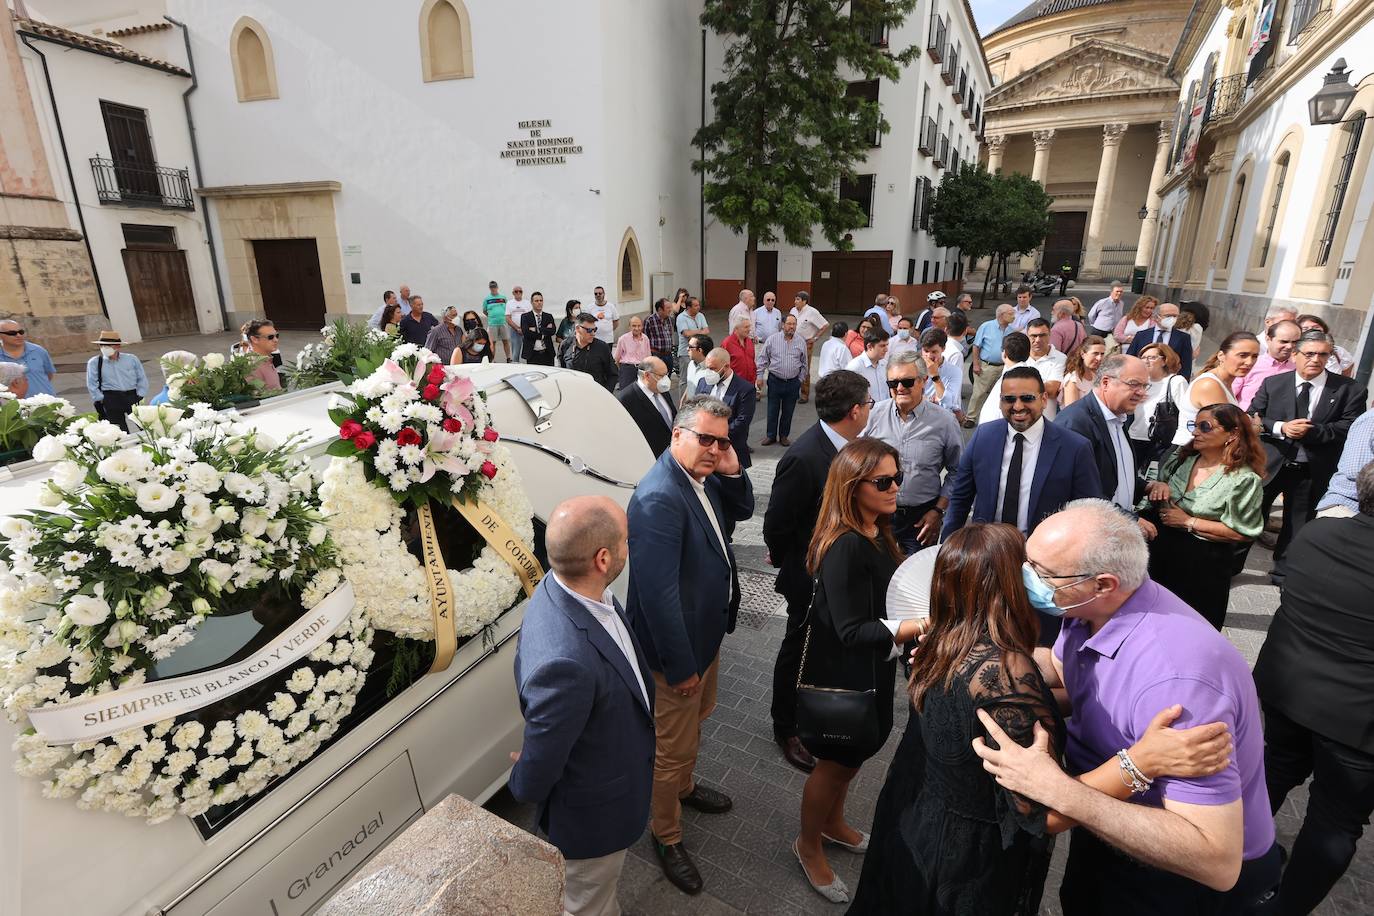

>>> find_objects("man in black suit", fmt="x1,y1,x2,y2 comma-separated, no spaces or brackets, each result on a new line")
518,291,558,366
1250,330,1367,583
616,357,676,457
1055,354,1152,527
1253,460,1374,915
1126,301,1194,378
565,313,617,391
762,370,873,772
694,347,756,470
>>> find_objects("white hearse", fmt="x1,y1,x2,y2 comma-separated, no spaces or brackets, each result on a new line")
0,364,652,916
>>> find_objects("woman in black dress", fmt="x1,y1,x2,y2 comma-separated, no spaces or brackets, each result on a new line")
794,439,925,904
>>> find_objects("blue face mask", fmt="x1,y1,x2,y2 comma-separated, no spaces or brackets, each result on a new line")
1021,563,1097,615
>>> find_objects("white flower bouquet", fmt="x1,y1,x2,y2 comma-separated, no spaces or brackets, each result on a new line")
0,394,81,466
288,318,397,390
164,351,277,408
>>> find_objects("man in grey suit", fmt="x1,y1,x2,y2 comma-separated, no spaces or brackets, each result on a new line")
511,496,656,916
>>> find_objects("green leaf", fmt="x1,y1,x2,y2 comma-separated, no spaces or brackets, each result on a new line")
324,439,357,457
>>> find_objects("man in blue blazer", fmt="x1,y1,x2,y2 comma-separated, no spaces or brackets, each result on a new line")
1055,354,1150,514
1126,301,1194,377
695,346,757,470
511,496,656,915
627,395,754,895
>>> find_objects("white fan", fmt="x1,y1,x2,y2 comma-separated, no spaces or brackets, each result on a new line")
886,544,942,621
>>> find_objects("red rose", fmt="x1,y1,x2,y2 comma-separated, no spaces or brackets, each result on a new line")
338,420,363,440
427,365,446,385
352,431,377,450
396,427,423,447
480,460,498,479
482,427,500,443
423,383,441,401
442,418,462,433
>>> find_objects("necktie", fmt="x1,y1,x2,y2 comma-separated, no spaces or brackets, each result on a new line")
1002,433,1025,527
1157,328,1167,344
655,394,672,426
1296,381,1312,420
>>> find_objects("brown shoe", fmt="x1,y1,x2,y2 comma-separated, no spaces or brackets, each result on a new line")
778,735,816,773
760,437,777,446
798,397,809,404
779,437,792,446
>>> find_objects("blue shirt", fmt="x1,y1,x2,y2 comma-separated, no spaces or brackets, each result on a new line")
864,305,894,335
924,358,964,413
1317,407,1374,512
0,342,56,397
972,319,1009,364
86,353,148,402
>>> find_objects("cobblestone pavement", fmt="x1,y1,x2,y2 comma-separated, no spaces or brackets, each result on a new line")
484,312,1373,914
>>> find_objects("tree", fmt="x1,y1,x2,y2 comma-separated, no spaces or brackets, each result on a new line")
930,165,1053,305
695,0,919,292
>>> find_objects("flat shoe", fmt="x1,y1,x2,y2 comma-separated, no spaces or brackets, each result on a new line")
822,829,870,853
793,840,849,903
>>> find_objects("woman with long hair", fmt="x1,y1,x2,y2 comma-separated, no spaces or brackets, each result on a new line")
1059,335,1105,407
793,439,923,903
849,523,1234,915
1112,295,1158,350
845,317,875,357
1172,331,1259,447
1129,342,1189,470
452,326,491,365
1141,402,1265,628
379,302,403,334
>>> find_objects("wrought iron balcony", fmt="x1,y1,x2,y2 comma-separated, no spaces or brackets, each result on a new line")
926,14,946,63
1208,73,1247,123
90,157,194,210
934,134,950,168
918,116,938,156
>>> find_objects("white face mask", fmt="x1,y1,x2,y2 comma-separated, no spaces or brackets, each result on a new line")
473,343,486,353
897,329,910,341
570,307,582,317
100,346,116,359
655,375,672,393
1158,316,1177,330
701,369,722,387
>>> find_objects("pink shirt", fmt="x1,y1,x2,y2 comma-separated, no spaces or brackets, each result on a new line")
1232,352,1293,410
248,358,282,392
1050,317,1086,355
613,332,652,366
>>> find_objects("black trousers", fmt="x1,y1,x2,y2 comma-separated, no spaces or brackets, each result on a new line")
770,590,810,740
1263,704,1374,916
95,389,139,432
892,500,939,556
1262,463,1317,577
1062,827,1281,916
1148,524,1236,629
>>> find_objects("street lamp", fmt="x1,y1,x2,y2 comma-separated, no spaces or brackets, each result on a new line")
1309,59,1357,125
1137,204,1149,220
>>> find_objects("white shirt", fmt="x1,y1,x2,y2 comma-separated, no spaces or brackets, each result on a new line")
995,417,1045,534
1131,374,1187,442
1093,393,1136,511
708,371,732,402
674,459,730,560
819,420,850,452
887,335,919,359
818,337,851,379
847,352,890,402
943,338,965,373
367,303,390,330
550,573,650,709
979,360,1027,425
1027,347,1067,418
1273,371,1328,463
637,378,673,426
591,300,619,343
685,359,708,391
790,305,828,342
752,305,783,342
506,297,531,328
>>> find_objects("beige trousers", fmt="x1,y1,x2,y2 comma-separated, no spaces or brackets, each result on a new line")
648,654,720,844
966,362,1004,421
564,848,627,916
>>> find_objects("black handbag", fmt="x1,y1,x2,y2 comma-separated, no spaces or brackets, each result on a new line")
1147,374,1181,448
794,578,880,749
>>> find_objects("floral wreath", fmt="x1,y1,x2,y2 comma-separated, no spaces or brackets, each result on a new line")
0,405,372,823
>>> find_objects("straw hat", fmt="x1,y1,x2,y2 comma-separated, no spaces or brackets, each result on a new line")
91,330,124,346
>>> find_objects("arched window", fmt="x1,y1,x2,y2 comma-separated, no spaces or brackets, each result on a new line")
420,0,474,82
1314,114,1365,266
230,18,278,102
1221,174,1246,269
618,229,643,302
1255,152,1289,268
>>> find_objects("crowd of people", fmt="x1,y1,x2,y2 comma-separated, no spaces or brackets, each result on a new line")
510,281,1374,916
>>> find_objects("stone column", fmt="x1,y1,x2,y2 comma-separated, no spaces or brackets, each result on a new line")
1135,121,1173,274
1020,130,1057,270
985,134,1008,173
1081,122,1130,277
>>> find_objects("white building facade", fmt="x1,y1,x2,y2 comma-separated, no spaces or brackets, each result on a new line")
703,0,989,315
1149,0,1374,379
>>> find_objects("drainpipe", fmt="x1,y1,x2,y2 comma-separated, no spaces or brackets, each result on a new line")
699,27,706,298
18,33,108,317
166,15,229,332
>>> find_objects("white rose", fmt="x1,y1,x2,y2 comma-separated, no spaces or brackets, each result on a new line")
31,436,66,462
82,421,123,447
254,432,278,451
202,353,225,370
0,517,32,539
222,473,252,496
51,461,86,490
184,462,221,493
159,552,190,575
66,594,111,627
265,519,288,542
213,505,238,523
307,524,327,546
135,482,178,514
240,510,269,539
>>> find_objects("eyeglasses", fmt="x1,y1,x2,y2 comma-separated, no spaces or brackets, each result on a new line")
688,344,702,350
0,329,24,336
255,333,279,341
862,398,875,408
679,427,733,450
1000,393,1039,404
864,471,905,492
886,377,919,390
1295,350,1333,361
1107,377,1150,391
1186,419,1219,433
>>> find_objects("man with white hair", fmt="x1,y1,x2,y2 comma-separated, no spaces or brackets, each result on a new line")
728,289,755,334
0,361,28,398
1261,303,1298,337
973,499,1280,914
150,350,198,405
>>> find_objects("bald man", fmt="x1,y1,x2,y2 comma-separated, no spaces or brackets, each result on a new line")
511,496,655,916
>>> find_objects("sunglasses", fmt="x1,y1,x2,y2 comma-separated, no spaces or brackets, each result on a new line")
0,329,25,336
1186,419,1219,433
864,471,905,492
680,427,733,450
255,333,280,340
1001,393,1039,405
887,377,919,390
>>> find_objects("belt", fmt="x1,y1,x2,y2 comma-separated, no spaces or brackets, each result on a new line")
984,361,1004,366
1283,460,1310,470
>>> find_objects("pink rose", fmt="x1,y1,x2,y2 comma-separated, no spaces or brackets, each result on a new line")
352,431,377,450
338,420,363,440
482,428,500,443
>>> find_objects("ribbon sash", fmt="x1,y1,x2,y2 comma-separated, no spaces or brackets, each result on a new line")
450,497,543,598
27,584,355,744
418,502,459,674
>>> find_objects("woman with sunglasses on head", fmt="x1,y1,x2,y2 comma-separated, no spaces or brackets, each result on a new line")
1172,331,1258,451
792,439,923,903
240,319,283,391
1140,402,1265,629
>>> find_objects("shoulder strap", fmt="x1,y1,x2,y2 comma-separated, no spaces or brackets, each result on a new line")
96,355,104,391
1163,374,1175,407
794,569,880,692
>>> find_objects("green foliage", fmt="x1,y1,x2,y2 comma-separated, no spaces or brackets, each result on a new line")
166,352,275,409
0,396,82,462
695,0,920,256
287,319,398,391
930,164,1054,261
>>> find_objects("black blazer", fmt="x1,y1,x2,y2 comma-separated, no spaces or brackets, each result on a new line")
566,338,617,391
763,421,839,603
696,372,757,469
616,382,676,458
519,310,558,366
1054,393,1139,506
1254,513,1374,754
1251,370,1367,491
1127,327,1194,378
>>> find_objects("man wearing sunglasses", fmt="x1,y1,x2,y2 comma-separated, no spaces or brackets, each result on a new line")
627,396,754,896
0,319,57,397
1250,330,1367,584
861,351,962,554
565,314,617,392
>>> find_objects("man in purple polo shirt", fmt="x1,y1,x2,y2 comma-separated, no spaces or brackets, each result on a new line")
973,499,1279,914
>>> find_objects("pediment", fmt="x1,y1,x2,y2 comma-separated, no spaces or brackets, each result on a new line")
989,39,1177,107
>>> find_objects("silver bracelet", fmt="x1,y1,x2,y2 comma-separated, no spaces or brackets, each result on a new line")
1116,749,1153,795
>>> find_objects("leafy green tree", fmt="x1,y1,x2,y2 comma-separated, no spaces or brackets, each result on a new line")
930,165,1052,304
695,0,919,290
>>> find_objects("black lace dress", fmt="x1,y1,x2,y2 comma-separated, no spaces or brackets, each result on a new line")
847,638,1065,916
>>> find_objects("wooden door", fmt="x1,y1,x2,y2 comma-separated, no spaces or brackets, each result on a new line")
253,238,328,329
755,251,779,298
1042,211,1088,276
122,248,199,338
101,101,159,200
810,250,892,313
